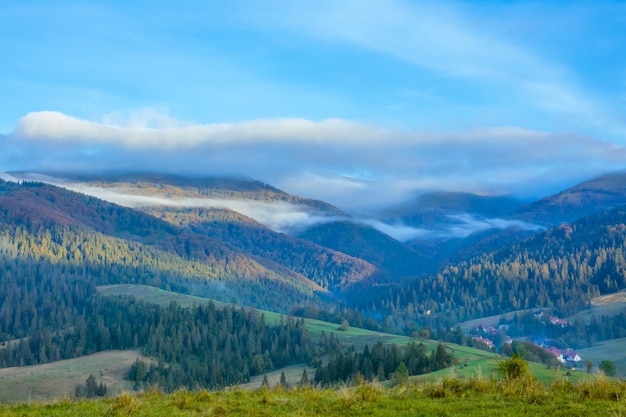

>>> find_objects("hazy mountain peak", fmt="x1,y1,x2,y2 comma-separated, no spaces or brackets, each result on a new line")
513,171,626,226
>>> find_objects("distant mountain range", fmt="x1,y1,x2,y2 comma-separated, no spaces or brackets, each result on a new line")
3,170,626,321
512,172,626,226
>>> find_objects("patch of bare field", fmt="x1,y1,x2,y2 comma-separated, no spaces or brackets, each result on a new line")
590,289,626,307
0,349,151,403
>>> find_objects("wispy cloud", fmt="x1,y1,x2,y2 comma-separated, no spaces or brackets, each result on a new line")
243,0,624,136
358,219,430,241
38,182,347,234
1,172,545,242
363,214,544,241
443,214,544,239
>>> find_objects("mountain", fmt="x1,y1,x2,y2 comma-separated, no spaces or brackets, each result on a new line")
378,191,524,229
0,175,385,298
0,179,331,311
361,203,626,324
58,172,382,292
147,207,381,293
52,171,345,215
374,191,534,271
513,172,626,226
296,220,428,281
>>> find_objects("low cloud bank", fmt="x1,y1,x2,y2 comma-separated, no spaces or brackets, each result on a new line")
59,185,544,240
443,214,544,239
61,184,347,234
360,214,544,241
358,219,431,241
4,110,626,211
1,172,549,241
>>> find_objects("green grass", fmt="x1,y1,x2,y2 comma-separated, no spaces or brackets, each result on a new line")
417,356,595,384
578,338,626,374
456,310,535,332
97,284,232,309
2,377,625,416
0,350,150,403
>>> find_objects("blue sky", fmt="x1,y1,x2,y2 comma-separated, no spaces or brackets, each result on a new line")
1,1,626,209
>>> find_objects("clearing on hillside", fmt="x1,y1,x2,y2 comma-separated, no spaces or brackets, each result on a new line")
0,350,150,403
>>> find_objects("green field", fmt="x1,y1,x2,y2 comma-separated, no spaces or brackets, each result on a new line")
578,338,626,374
456,290,626,333
0,350,150,403
2,377,625,416
567,290,626,325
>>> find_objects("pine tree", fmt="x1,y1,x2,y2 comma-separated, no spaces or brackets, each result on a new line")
97,382,107,397
299,369,309,386
85,374,98,398
279,371,288,388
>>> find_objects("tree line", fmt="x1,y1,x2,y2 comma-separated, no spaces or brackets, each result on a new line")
0,249,325,391
313,341,454,385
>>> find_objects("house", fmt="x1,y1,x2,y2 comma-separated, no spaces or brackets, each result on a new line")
471,336,494,350
548,347,582,364
549,316,572,327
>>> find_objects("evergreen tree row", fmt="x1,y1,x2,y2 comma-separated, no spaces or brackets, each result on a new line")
314,341,454,385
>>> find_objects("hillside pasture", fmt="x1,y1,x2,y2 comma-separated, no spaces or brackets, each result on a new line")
578,337,626,376
0,350,149,403
566,291,626,325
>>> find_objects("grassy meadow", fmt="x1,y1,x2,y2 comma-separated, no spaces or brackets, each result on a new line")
1,376,625,416
0,350,150,403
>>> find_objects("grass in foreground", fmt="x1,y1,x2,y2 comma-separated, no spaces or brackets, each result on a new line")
2,377,626,417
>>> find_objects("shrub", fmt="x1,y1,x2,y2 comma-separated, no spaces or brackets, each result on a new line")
498,353,531,380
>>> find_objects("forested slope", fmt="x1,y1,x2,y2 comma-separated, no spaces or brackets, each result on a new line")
297,220,427,281
360,205,626,324
0,180,326,310
147,207,382,292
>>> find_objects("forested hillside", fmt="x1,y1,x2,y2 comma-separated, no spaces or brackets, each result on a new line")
513,172,626,226
360,204,626,325
147,207,381,292
297,220,427,281
0,180,327,310
0,249,321,390
0,179,461,394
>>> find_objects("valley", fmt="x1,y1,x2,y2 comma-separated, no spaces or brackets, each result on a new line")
1,171,626,403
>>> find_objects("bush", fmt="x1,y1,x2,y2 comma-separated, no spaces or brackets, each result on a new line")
599,360,616,377
498,353,531,380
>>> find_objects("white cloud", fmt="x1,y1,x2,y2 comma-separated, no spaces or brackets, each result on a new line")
50,183,347,234
358,219,430,241
13,111,386,149
0,173,20,183
443,214,544,239
5,110,626,211
0,172,549,241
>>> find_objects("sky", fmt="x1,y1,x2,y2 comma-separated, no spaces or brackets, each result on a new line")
1,0,626,211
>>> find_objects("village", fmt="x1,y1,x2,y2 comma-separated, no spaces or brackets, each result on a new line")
468,310,583,367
